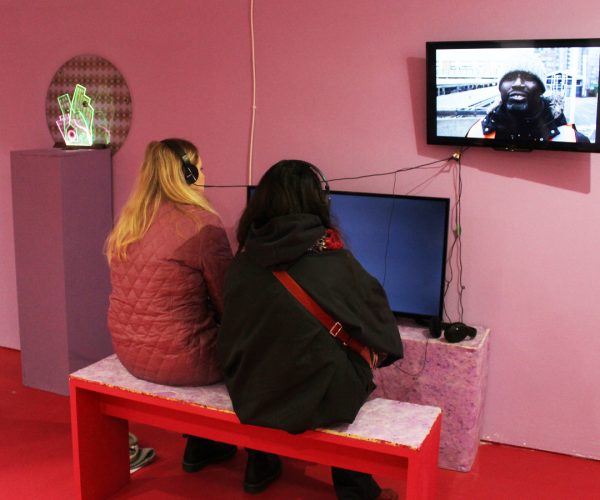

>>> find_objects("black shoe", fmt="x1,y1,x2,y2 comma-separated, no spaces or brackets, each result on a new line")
244,450,282,494
182,435,237,473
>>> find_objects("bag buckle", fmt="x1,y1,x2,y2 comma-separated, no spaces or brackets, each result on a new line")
370,350,379,369
329,322,343,338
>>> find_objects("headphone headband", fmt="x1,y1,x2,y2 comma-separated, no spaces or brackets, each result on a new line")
308,163,330,195
161,139,199,185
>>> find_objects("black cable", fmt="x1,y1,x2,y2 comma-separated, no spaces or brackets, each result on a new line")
202,151,469,378
204,151,469,325
327,157,453,183
443,146,467,323
396,338,430,377
203,184,249,188
381,171,398,287
202,155,454,189
456,157,465,322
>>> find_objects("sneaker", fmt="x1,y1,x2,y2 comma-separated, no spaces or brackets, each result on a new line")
129,433,156,473
244,450,282,494
129,433,139,464
130,447,156,473
182,435,237,473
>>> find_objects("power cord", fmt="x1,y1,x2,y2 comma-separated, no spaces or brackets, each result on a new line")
204,155,455,189
247,0,257,185
396,338,430,377
327,156,454,183
443,147,468,323
240,0,466,381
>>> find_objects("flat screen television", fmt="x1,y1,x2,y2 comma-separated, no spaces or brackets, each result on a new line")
248,188,450,319
426,38,600,153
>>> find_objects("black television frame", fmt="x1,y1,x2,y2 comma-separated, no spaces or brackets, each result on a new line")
426,38,600,153
247,187,450,320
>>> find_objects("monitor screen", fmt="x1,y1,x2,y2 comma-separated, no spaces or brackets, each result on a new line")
248,187,450,319
426,38,600,153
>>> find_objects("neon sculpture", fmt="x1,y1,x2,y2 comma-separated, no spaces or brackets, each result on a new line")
56,84,95,146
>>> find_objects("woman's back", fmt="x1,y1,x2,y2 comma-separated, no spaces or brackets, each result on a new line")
109,201,232,386
218,212,402,433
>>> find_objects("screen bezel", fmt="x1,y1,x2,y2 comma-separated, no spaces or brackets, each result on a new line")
426,38,600,153
247,186,450,320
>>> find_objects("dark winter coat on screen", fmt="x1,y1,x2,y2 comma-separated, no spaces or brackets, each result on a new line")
466,95,590,143
217,213,403,434
108,202,233,386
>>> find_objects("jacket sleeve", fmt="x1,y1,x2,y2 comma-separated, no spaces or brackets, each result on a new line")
176,216,233,319
196,225,234,318
345,253,404,365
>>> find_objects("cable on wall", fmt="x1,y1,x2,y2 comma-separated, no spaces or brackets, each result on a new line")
216,5,471,377
443,148,467,323
206,34,469,322
247,0,257,185
326,156,454,183
207,152,468,318
204,156,455,188
381,170,399,288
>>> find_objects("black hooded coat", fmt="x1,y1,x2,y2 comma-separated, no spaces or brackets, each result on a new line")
217,213,403,434
472,95,590,143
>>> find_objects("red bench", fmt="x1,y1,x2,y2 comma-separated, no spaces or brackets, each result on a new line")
70,355,441,499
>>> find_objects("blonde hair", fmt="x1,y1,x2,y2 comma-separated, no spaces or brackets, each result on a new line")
105,139,215,264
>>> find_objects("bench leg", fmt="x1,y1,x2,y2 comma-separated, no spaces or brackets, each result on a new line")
405,416,441,500
70,385,129,500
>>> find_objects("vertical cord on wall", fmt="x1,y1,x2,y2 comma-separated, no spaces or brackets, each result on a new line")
247,0,257,186
443,150,465,323
454,154,464,322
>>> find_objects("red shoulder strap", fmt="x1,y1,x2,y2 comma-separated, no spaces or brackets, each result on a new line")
272,270,374,367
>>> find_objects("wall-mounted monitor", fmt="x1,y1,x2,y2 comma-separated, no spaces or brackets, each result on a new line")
248,187,450,319
426,38,600,153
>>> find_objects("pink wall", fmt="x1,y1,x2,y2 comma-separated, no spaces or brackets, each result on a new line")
1,0,599,460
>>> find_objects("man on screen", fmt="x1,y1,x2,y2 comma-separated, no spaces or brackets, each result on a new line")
466,54,590,143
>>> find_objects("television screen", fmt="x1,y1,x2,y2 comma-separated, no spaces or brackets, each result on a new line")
426,38,600,153
248,188,450,319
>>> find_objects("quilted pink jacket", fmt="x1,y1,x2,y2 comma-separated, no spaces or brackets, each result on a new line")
108,202,233,385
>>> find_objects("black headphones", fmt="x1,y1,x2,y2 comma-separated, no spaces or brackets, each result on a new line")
429,317,477,343
307,163,330,196
161,139,199,185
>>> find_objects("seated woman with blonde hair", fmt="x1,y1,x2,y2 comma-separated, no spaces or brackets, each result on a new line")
105,139,236,473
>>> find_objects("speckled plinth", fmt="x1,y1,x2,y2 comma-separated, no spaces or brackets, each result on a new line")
372,320,490,471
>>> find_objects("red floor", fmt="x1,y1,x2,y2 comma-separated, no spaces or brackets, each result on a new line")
1,347,599,499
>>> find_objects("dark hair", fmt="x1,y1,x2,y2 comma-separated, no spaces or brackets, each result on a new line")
237,159,332,248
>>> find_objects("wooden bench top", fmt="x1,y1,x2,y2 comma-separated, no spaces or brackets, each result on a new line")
71,354,441,450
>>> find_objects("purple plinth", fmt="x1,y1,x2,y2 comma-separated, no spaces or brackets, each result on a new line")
11,149,114,396
372,320,490,471
72,355,441,449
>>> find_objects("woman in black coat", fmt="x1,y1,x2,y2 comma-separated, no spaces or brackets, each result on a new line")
217,160,403,499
